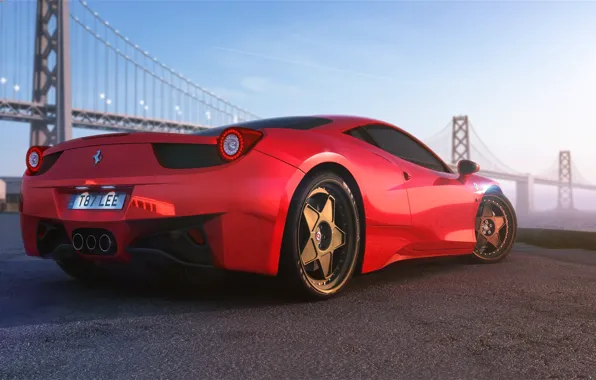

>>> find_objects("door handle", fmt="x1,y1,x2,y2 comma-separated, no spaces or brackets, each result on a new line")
403,171,412,181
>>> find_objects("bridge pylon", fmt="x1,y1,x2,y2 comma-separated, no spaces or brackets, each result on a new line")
30,0,72,146
451,115,470,164
557,150,574,210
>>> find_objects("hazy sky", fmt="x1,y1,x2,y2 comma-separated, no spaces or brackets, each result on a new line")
1,0,595,207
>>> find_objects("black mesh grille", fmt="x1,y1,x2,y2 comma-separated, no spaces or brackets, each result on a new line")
152,143,225,169
36,220,70,256
37,152,62,175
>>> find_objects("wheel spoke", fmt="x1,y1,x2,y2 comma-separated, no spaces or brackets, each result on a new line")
303,204,320,232
320,195,335,222
301,237,318,265
475,216,482,231
317,252,333,279
492,216,506,232
481,203,493,217
476,233,488,247
330,225,346,251
485,231,501,248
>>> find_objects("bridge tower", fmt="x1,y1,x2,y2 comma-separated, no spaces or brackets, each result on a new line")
30,0,72,146
557,150,574,210
451,115,470,164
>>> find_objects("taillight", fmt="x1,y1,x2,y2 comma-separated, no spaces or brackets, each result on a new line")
25,145,50,175
217,127,263,162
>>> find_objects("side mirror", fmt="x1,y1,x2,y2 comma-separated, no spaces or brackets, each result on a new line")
457,159,480,175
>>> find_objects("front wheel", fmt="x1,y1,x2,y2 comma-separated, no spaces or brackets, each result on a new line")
471,192,517,262
280,172,361,300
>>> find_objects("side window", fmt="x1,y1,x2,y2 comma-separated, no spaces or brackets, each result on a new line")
363,124,449,173
345,128,377,146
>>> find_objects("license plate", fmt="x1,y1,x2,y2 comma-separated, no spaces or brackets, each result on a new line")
68,191,127,210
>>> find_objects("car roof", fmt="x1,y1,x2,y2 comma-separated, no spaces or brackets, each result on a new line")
308,115,392,130
313,114,385,124
313,115,454,174
193,115,390,136
193,114,451,171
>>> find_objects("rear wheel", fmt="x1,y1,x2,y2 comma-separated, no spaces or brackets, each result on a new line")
56,257,110,284
471,193,517,262
280,172,361,299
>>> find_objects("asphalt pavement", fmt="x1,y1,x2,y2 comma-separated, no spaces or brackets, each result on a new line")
1,213,596,380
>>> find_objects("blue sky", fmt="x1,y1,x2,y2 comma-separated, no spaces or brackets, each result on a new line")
1,0,596,208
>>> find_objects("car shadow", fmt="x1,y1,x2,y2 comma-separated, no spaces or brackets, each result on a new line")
350,255,475,288
0,254,475,328
75,254,473,301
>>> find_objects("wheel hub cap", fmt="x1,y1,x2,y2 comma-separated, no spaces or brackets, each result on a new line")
315,222,332,251
481,219,495,236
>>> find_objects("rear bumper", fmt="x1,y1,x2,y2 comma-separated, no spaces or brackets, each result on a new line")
20,150,305,275
27,215,220,269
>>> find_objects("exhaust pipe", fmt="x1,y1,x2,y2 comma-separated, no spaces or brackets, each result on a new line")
99,234,111,253
72,233,84,251
86,235,97,251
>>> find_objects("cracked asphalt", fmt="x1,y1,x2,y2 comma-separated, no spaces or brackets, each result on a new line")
1,213,596,379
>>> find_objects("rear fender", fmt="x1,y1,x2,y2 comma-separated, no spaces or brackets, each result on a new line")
298,152,353,175
257,128,415,274
254,128,349,169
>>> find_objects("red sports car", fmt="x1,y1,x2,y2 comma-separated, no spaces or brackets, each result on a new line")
20,115,517,299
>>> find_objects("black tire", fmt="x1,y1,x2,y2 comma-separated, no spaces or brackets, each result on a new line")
471,192,517,263
56,257,110,284
279,171,361,300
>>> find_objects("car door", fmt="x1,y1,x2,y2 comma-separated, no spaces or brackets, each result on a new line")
360,124,479,252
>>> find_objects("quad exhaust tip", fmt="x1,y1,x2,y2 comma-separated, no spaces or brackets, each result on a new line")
86,235,97,251
72,233,84,251
99,234,111,253
72,232,112,252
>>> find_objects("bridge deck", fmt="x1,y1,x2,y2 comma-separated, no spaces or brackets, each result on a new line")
0,99,208,133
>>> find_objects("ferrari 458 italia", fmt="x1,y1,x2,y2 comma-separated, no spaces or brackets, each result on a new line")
20,115,517,299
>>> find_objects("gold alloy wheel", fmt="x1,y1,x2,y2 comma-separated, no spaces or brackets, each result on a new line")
474,197,511,258
299,186,352,289
279,172,361,299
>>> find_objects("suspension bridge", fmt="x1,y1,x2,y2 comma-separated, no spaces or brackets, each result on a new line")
0,0,594,215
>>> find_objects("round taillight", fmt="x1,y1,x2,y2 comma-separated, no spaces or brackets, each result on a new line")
26,146,48,174
223,133,241,156
219,129,244,161
217,127,263,162
29,150,40,168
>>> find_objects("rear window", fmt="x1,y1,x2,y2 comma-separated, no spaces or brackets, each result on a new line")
193,116,333,136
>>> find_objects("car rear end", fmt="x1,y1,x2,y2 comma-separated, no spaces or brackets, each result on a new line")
20,127,305,276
